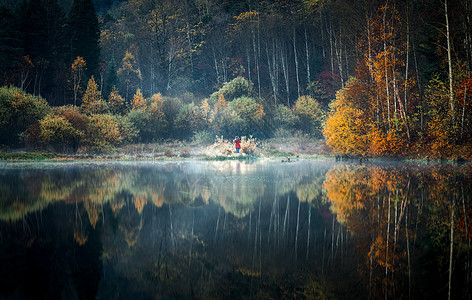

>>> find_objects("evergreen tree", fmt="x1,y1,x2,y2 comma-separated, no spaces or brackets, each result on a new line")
0,5,22,84
104,56,118,98
67,0,100,77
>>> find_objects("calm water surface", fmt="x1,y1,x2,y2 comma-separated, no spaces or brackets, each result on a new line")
0,159,471,299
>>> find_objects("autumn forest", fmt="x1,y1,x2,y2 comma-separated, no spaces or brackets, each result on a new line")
1,0,472,158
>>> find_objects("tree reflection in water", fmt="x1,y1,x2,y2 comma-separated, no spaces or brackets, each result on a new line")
0,160,471,299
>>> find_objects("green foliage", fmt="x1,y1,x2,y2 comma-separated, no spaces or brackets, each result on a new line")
146,93,167,139
209,76,255,104
114,115,139,144
273,104,300,132
39,114,84,152
175,101,210,140
230,96,265,137
125,109,150,142
0,86,50,146
192,130,214,144
162,96,183,137
424,76,455,158
174,103,198,140
210,103,239,137
307,81,332,108
293,95,324,137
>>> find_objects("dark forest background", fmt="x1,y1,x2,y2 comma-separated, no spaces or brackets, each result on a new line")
1,0,472,158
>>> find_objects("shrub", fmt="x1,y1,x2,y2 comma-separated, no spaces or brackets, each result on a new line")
0,86,50,146
84,114,123,151
147,93,167,139
293,95,324,137
108,86,125,115
230,96,265,137
39,114,84,152
209,76,255,104
174,104,198,140
126,109,150,142
192,130,214,144
207,136,233,155
273,104,300,132
175,102,210,140
114,115,139,144
55,105,88,133
240,136,259,155
162,96,183,137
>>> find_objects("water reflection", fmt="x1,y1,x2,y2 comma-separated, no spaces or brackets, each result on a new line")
0,160,471,299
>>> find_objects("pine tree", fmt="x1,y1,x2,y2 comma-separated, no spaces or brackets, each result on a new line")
131,89,146,111
104,56,118,98
0,5,22,83
67,0,100,77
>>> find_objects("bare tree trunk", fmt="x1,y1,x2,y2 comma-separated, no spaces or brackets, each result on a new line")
404,3,410,113
305,29,311,85
247,46,251,82
445,0,455,129
266,39,278,105
335,31,344,88
293,26,301,100
281,43,290,105
461,78,467,141
383,1,391,130
413,44,424,132
320,9,326,59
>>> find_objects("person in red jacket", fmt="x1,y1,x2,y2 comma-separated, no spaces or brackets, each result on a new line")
234,136,241,154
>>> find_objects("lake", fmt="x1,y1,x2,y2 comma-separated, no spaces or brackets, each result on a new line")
0,159,471,299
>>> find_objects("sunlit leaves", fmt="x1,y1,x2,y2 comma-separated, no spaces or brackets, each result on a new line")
84,114,123,151
82,76,108,115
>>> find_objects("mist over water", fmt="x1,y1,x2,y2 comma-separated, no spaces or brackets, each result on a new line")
0,160,471,299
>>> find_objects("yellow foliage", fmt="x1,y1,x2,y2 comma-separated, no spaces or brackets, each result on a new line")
82,76,107,115
324,101,369,156
131,89,146,110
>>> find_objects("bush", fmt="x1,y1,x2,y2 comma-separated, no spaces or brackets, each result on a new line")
192,130,214,145
115,115,139,144
240,136,259,154
273,104,300,133
293,95,324,137
230,96,265,137
162,96,183,137
209,76,255,104
0,86,50,146
108,86,125,115
84,114,123,151
145,93,167,140
39,114,84,152
175,102,210,140
126,109,150,142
